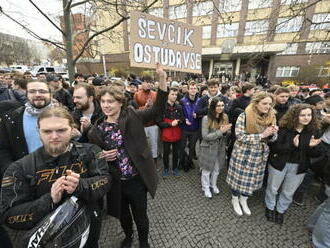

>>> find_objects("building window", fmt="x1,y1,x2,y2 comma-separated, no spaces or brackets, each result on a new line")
217,23,239,37
276,66,300,77
202,26,212,39
311,13,330,30
245,20,269,35
219,0,241,13
277,43,298,55
280,0,308,5
169,5,187,19
193,1,213,16
248,0,272,9
275,16,303,33
305,42,330,54
149,7,163,18
319,66,330,77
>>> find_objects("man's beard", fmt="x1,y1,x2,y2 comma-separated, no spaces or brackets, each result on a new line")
31,98,51,109
44,140,70,156
76,101,90,111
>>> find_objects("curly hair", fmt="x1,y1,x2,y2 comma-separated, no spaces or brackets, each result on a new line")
279,104,320,132
207,97,228,129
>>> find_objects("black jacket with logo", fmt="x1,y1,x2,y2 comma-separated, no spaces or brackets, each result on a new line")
0,142,111,230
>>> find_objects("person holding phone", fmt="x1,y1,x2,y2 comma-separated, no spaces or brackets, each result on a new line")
88,65,168,248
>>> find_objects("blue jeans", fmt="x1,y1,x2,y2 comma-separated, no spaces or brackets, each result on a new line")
265,163,305,213
308,186,330,248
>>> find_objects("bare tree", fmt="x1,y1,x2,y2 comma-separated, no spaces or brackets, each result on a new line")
0,0,159,82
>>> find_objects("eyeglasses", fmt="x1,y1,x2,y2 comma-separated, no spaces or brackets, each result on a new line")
27,89,50,94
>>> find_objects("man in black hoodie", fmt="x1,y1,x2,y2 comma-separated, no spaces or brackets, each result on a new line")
274,87,291,122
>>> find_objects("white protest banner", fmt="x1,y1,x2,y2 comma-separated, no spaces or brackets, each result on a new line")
129,11,202,74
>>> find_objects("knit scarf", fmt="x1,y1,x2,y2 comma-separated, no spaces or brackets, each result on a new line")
244,104,276,134
25,101,53,116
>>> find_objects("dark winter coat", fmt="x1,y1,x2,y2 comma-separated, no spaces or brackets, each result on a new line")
0,86,27,104
53,88,74,111
0,106,28,177
269,128,324,174
87,89,168,218
274,103,289,122
71,101,104,142
229,95,251,123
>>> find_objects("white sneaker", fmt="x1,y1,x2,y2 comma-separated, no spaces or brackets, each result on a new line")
239,196,251,216
212,186,220,195
204,189,212,198
232,196,243,216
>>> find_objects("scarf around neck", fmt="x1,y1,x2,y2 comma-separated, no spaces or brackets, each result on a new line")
244,104,276,134
25,101,53,116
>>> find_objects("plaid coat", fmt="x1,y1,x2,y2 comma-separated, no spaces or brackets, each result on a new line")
226,113,271,196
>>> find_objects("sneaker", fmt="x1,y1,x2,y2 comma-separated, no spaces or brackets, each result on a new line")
211,186,220,195
293,192,304,206
173,168,181,177
204,189,212,198
162,169,170,178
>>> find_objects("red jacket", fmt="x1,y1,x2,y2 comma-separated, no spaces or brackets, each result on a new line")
157,102,184,142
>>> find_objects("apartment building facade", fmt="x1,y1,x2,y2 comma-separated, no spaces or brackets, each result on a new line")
78,0,330,84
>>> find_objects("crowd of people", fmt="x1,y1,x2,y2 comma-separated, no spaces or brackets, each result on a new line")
0,67,329,248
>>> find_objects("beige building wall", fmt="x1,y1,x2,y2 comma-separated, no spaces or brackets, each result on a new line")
84,0,330,83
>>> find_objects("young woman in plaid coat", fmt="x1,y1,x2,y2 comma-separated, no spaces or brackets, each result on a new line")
226,92,278,216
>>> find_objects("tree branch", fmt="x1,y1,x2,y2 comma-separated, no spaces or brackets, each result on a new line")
28,0,65,37
64,0,73,11
71,0,90,8
73,0,160,64
0,7,66,50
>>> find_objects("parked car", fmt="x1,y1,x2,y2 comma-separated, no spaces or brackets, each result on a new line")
10,65,29,72
30,66,67,76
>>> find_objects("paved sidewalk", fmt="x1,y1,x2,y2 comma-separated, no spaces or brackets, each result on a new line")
98,168,318,248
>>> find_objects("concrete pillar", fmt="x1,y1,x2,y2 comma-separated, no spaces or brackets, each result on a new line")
235,58,241,76
209,59,214,79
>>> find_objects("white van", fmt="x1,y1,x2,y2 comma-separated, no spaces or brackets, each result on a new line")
10,65,29,72
30,66,67,76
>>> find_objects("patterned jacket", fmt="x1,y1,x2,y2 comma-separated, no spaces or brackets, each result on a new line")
226,113,276,195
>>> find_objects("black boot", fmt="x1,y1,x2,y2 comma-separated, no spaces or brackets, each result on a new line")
293,192,304,206
275,211,284,225
265,208,274,222
139,242,150,248
120,235,133,248
183,159,190,172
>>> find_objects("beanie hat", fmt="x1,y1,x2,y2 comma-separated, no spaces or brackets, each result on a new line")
305,95,324,106
92,77,105,86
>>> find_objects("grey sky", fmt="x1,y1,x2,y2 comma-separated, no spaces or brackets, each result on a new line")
0,0,86,41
